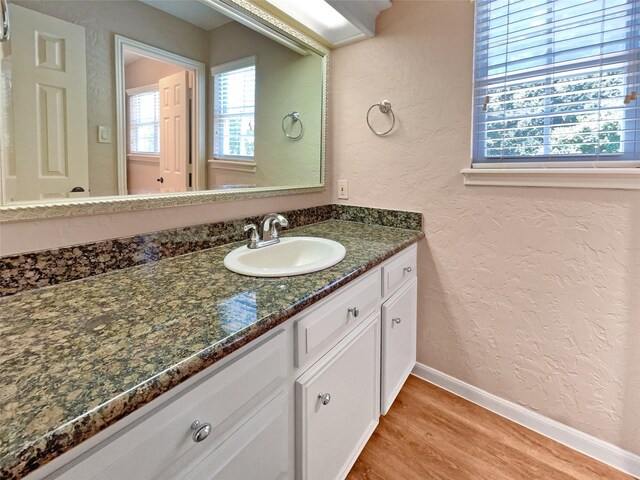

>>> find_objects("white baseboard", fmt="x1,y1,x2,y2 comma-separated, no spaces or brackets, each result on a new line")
412,363,640,479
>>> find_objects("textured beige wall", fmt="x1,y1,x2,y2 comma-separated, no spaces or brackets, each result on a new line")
331,0,640,454
208,21,323,188
13,1,210,197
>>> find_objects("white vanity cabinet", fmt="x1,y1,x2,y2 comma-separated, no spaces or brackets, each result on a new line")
51,331,290,480
381,244,418,415
295,313,380,480
34,245,418,480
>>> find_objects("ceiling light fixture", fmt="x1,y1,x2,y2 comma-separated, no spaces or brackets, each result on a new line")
264,0,391,47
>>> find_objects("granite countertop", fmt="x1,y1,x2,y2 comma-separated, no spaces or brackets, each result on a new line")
0,219,423,479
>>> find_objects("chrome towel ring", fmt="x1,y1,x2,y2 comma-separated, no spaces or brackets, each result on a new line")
366,100,395,136
282,111,303,140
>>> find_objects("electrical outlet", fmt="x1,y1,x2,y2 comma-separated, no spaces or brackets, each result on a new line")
337,179,348,200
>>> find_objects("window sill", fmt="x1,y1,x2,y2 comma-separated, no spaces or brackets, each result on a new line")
208,159,257,173
460,167,640,190
127,154,159,164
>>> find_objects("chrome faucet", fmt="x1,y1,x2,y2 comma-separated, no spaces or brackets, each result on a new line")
244,213,289,249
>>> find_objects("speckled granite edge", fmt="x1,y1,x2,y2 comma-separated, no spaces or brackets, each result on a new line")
0,205,421,297
1,230,423,480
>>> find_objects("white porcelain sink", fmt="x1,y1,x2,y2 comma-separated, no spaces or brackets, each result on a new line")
224,237,346,277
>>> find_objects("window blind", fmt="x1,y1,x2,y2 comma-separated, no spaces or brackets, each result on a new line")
129,89,160,154
213,63,256,159
473,0,640,165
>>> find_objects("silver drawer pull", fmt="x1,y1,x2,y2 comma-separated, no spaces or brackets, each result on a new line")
190,420,212,442
403,266,412,273
392,317,402,325
348,307,360,317
318,393,332,406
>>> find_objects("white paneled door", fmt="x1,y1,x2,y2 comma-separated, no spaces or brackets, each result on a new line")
158,71,190,193
8,4,89,202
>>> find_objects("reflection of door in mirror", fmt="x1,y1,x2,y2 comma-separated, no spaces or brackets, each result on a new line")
159,71,190,194
4,4,89,202
124,52,192,195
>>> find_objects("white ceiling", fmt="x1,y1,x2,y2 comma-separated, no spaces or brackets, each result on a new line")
139,0,232,31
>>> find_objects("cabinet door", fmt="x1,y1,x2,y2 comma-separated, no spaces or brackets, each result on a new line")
381,278,417,415
186,392,289,480
296,313,380,480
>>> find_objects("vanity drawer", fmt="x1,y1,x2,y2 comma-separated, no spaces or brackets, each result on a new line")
54,331,287,480
381,244,417,298
294,268,381,369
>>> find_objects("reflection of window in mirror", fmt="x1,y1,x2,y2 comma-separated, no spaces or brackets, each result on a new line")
128,87,160,155
212,57,256,161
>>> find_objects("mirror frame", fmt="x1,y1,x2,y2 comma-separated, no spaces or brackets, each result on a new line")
0,0,329,222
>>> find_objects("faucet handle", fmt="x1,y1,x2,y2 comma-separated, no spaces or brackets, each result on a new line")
262,214,289,240
270,215,288,239
244,223,260,248
276,214,289,228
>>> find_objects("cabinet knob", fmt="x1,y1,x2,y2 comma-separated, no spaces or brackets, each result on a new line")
392,317,402,325
190,420,212,442
318,392,332,406
403,266,412,273
348,307,360,318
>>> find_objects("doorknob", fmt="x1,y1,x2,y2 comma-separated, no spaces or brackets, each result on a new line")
70,186,85,192
157,177,164,183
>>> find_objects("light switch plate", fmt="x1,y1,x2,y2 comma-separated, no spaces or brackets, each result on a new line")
98,126,111,144
337,179,348,199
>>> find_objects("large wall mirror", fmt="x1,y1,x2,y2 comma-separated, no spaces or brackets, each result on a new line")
0,0,327,220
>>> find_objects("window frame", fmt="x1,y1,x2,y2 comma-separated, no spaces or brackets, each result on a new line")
211,56,257,163
464,0,640,189
126,84,161,157
470,0,640,168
